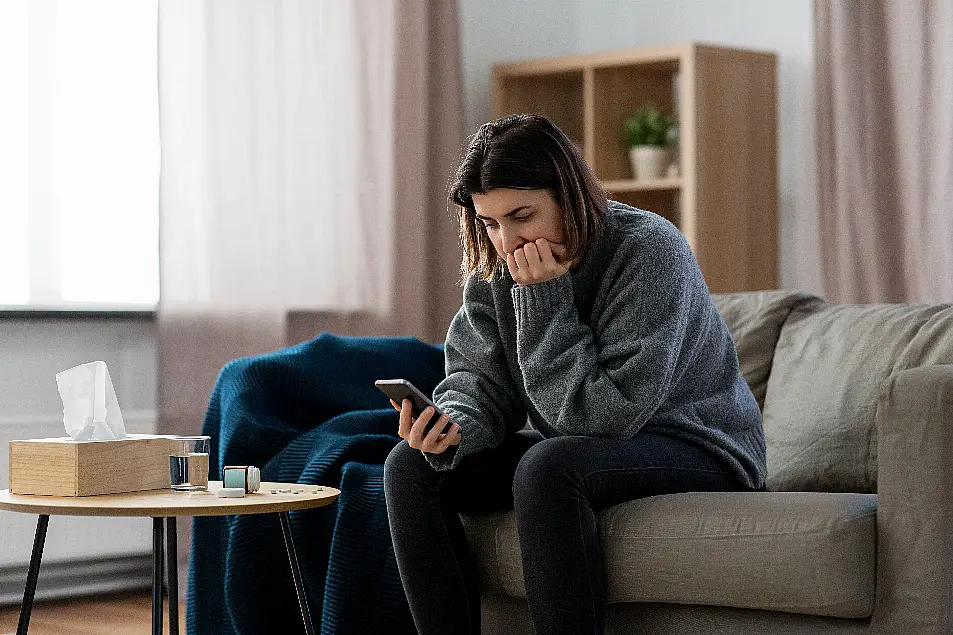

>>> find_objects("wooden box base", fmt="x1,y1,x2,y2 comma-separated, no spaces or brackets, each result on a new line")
9,434,179,496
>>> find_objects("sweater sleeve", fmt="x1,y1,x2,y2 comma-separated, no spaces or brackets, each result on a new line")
426,275,528,471
511,225,704,438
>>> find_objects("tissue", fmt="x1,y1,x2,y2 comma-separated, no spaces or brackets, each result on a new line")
55,361,127,441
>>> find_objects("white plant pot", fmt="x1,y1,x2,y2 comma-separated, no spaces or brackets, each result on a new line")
629,146,669,180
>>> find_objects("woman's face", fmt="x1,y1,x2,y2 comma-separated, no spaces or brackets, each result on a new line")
471,188,570,263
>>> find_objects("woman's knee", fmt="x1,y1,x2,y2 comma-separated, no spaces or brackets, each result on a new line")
513,437,586,500
384,440,417,479
383,440,432,492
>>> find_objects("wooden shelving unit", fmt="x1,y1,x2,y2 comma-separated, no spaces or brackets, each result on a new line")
492,42,778,292
601,177,682,192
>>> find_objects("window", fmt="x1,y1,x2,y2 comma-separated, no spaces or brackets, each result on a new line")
0,0,159,311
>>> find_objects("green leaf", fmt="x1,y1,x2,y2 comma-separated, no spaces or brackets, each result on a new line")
623,105,674,148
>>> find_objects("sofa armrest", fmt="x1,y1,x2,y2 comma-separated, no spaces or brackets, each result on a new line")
873,364,953,633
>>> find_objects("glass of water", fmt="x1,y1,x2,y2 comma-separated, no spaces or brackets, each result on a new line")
169,435,210,491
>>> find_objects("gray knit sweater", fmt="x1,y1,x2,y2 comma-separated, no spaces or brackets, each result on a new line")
430,201,766,489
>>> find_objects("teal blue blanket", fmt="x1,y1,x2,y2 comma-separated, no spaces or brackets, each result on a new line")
187,333,445,634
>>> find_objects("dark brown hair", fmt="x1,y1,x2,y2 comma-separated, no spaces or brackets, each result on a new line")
449,114,607,281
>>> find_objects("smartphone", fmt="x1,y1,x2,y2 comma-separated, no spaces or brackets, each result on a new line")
375,379,447,434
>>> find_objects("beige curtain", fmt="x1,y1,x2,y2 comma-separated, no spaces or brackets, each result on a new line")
815,0,953,303
157,0,462,596
157,0,463,438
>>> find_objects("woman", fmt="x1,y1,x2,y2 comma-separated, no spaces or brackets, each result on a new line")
383,114,765,635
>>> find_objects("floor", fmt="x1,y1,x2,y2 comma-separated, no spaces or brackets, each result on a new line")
0,591,186,635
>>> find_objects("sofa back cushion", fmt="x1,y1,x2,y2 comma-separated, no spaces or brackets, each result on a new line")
711,291,825,410
763,303,953,493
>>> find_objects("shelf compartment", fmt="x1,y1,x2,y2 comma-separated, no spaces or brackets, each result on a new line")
607,188,681,230
591,63,680,182
493,70,585,144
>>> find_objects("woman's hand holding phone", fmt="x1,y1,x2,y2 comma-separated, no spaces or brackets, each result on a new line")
391,398,462,454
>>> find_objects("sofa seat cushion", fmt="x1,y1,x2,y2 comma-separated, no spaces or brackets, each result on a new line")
462,491,876,619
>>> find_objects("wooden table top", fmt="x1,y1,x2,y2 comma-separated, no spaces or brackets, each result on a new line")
0,481,340,518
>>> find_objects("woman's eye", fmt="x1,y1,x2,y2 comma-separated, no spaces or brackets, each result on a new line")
514,215,530,222
483,223,498,230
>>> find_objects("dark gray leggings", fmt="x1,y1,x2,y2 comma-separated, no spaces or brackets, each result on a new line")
383,430,748,635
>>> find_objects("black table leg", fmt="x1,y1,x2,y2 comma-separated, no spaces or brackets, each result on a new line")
166,517,179,635
16,514,49,635
152,517,164,635
279,511,315,635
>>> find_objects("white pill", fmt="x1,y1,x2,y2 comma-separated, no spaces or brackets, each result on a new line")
216,487,246,498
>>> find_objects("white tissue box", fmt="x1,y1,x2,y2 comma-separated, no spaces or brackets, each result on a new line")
8,434,179,496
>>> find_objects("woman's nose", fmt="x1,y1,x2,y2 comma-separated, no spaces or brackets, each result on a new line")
500,228,524,256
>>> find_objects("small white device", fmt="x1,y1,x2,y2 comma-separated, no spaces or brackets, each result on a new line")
222,465,261,493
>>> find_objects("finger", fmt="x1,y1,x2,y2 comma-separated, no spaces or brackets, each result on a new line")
505,252,519,280
522,242,543,280
523,242,541,268
397,399,414,439
407,406,435,448
535,238,555,264
428,423,462,454
513,247,529,272
446,424,463,448
422,413,451,447
390,399,400,412
538,238,571,277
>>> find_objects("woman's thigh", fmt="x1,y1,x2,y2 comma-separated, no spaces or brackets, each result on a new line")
513,432,744,511
442,429,543,514
385,430,542,515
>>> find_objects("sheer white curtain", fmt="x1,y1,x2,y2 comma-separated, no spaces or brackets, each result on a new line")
157,0,463,437
159,0,393,314
0,0,159,309
157,0,395,436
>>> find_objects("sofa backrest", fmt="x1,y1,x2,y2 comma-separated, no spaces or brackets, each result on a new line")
762,302,953,493
711,290,825,410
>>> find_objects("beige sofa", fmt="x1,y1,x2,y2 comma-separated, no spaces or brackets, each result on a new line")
462,290,953,634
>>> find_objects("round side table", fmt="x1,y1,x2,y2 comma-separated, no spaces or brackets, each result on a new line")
0,481,340,635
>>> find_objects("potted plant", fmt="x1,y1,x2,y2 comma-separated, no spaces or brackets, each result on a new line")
623,105,676,180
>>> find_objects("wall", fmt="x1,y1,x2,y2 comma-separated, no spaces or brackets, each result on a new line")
459,0,822,294
459,0,580,138
0,318,157,578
